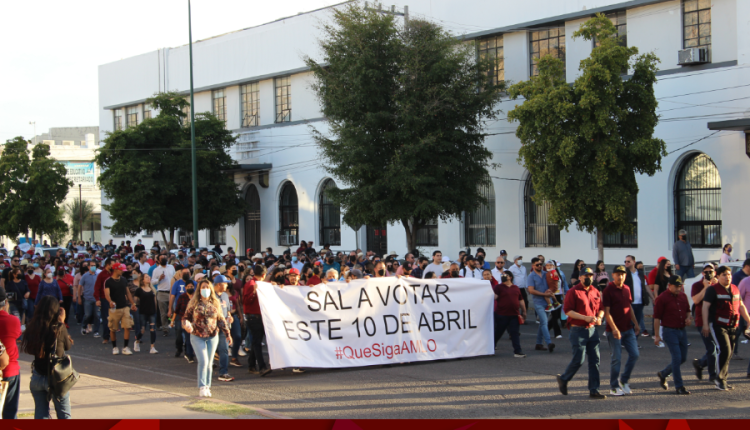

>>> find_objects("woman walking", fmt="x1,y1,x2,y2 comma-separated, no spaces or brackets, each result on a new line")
182,279,232,397
134,274,158,354
36,268,63,306
21,296,72,419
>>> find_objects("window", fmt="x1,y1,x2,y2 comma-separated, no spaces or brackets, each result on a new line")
465,177,496,246
212,89,226,123
416,218,439,247
113,109,123,131
275,76,291,123
478,35,504,85
241,82,260,127
210,228,226,245
524,178,560,247
530,26,565,77
43,140,56,146
142,230,153,238
279,182,299,246
683,0,711,49
126,106,138,128
62,140,74,146
181,101,191,126
143,104,152,120
674,153,721,248
319,179,341,246
604,199,638,248
594,11,627,47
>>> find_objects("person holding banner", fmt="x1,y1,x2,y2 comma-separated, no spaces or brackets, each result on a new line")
244,265,272,376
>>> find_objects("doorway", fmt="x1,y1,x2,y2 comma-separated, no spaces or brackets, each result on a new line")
244,185,261,253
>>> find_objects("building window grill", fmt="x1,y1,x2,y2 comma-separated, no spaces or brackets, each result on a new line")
114,109,123,131
210,228,226,245
478,35,504,85
279,182,299,246
674,153,721,248
416,219,439,247
524,178,560,247
126,106,138,128
319,179,341,246
465,177,496,247
241,82,260,127
212,89,226,123
530,26,565,77
594,11,627,47
604,199,638,248
683,0,711,49
275,76,291,123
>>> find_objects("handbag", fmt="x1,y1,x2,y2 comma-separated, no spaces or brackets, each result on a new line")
48,328,79,398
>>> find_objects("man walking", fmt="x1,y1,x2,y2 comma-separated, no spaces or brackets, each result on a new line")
94,258,113,343
654,275,692,395
493,270,526,357
691,263,718,382
603,266,640,396
151,255,175,336
80,263,100,337
105,263,137,355
527,257,554,352
624,255,651,337
556,268,605,399
673,229,695,280
509,256,528,317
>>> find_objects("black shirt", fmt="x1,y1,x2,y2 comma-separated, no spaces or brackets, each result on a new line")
134,288,156,316
105,276,130,309
6,279,29,303
32,323,71,375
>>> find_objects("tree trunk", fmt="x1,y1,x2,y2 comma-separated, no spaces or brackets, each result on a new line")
160,230,169,249
597,227,605,263
401,218,422,256
168,228,176,249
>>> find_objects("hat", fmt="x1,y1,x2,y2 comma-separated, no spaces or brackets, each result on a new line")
288,268,300,275
513,255,522,261
112,263,127,272
657,256,667,264
193,264,203,271
195,273,206,281
213,275,228,284
580,267,595,276
441,262,451,272
545,260,555,266
211,270,221,276
613,265,627,274
252,253,263,260
19,259,29,265
554,260,561,267
703,262,715,270
668,275,683,286
350,269,364,279
389,251,398,257
499,250,507,255
314,261,322,266
0,287,6,303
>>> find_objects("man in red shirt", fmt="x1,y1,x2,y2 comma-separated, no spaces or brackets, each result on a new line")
243,265,271,377
492,270,526,358
690,263,718,382
0,287,22,418
603,266,640,396
654,275,692,395
557,268,606,399
94,258,113,343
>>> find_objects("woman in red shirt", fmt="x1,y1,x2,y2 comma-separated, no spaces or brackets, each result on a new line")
56,269,73,328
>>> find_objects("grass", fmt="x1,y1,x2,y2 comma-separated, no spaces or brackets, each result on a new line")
18,412,34,418
184,400,258,418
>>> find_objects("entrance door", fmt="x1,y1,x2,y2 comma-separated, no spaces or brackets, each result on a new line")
366,225,387,255
244,185,261,252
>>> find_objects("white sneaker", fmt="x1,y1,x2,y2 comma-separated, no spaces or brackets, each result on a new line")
620,382,632,395
238,349,247,357
112,347,120,355
93,332,101,338
122,347,133,355
206,387,212,397
21,324,26,332
657,342,665,348
199,386,207,397
150,347,159,354
742,340,748,344
556,335,563,339
133,341,140,352
610,387,625,396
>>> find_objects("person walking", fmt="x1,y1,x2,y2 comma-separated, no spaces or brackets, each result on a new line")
134,274,158,354
527,257,554,352
182,279,232,397
36,268,63,306
556,267,606,399
79,263,100,337
492,270,526,358
508,256,528,314
720,244,736,264
690,263,719,383
603,266,640,396
673,229,695,280
212,275,235,382
174,281,196,363
105,263,137,355
5,268,30,326
21,295,72,419
654,275,692,395
244,265,271,376
0,287,22,418
624,255,651,338
56,269,73,327
94,259,113,343
151,255,175,336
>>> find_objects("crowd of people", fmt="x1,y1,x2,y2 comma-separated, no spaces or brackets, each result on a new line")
0,229,749,417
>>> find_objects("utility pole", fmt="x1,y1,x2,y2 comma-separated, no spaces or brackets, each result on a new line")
364,2,408,27
79,184,83,241
188,0,199,248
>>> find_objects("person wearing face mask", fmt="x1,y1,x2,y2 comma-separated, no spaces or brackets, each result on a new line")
306,266,322,286
690,262,719,382
672,229,695,280
94,259,114,343
440,263,462,279
557,267,606,399
169,268,194,322
492,270,526,358
35,269,63,306
79,263,100,337
654,275,693,394
290,252,303,272
508,255,528,316
323,254,340,274
527,257,554,352
373,261,389,278
56,269,73,328
151,255,175,335
5,268,30,326
134,240,145,254
211,275,235,382
24,264,41,321
174,280,196,363
411,257,429,279
720,243,735,264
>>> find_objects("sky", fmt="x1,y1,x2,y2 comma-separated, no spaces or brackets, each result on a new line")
0,0,341,143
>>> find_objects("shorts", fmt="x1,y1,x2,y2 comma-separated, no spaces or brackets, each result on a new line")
108,307,133,331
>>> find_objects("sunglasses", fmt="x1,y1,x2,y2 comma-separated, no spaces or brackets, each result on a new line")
703,270,714,275
533,263,542,267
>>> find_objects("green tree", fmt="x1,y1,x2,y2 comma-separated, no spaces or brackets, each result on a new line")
306,4,504,251
27,143,72,239
0,137,32,238
507,14,667,261
95,91,246,247
64,199,96,241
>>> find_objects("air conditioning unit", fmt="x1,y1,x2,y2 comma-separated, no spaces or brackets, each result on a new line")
678,47,710,66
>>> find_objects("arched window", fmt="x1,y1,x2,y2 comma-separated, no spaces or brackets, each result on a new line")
319,179,341,246
604,199,638,248
279,182,299,246
465,177,496,246
674,153,721,247
524,178,560,247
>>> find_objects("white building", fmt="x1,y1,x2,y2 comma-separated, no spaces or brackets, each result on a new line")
97,0,750,265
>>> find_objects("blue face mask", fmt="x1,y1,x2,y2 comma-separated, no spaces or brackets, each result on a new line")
89,266,96,272
292,257,298,262
33,263,39,268
200,289,211,298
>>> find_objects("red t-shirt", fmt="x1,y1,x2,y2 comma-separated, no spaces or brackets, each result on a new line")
306,276,321,286
93,269,111,301
57,278,72,297
0,310,22,377
602,282,633,332
647,268,659,286
691,280,709,327
493,282,522,316
25,274,41,299
563,283,602,328
653,290,690,329
242,279,260,315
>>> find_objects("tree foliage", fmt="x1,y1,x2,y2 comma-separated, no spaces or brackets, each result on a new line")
0,137,71,239
64,198,96,241
306,3,504,251
507,14,667,259
95,92,246,246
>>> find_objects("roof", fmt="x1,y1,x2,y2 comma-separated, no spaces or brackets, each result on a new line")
707,118,750,132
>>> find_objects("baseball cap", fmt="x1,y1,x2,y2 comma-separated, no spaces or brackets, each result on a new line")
253,253,263,260
580,267,595,276
499,250,507,255
613,265,627,274
657,256,667,264
703,262,715,270
668,275,683,285
545,260,555,266
314,261,322,266
513,255,522,261
351,269,364,279
288,268,300,275
112,263,127,272
213,275,228,284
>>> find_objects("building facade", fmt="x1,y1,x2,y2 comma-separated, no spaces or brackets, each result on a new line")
97,0,750,264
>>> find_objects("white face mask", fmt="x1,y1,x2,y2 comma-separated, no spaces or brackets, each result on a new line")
200,289,211,298
46,272,53,279
516,260,523,266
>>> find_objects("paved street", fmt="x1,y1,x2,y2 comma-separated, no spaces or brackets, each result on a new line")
21,310,750,419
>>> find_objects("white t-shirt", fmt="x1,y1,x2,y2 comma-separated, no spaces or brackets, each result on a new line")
151,264,176,292
631,269,642,304
460,267,483,279
423,263,443,279
491,267,506,283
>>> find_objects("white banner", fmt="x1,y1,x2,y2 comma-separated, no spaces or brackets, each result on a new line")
257,277,494,369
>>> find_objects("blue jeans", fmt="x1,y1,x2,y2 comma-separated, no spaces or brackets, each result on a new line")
676,266,694,280
230,317,242,359
632,304,645,334
138,313,157,343
607,328,640,388
661,327,688,389
83,299,100,333
26,298,35,321
9,301,25,323
30,370,71,419
132,307,141,338
191,335,219,388
176,321,194,358
560,326,601,393
533,301,551,345
2,374,19,419
696,325,718,380
218,331,229,375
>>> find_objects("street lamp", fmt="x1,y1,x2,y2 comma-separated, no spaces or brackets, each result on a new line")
79,184,83,241
188,0,199,247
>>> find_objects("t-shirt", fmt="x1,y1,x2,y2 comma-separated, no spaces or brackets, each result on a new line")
323,262,341,274
32,323,71,375
423,263,443,279
134,288,156,316
5,279,29,305
139,262,151,274
151,264,176,292
218,291,230,319
733,269,749,286
602,283,633,332
105,276,130,309
647,267,659,285
25,274,40,299
527,271,549,306
79,272,97,301
630,270,643,304
654,290,690,329
57,278,72,297
691,280,710,327
493,283,522,316
0,310,22,378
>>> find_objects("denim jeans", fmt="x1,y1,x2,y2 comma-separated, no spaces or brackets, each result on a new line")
533,301,551,345
230,317,242,359
632,304,645,334
132,307,141,338
176,321,194,359
676,266,695,281
30,370,71,419
218,331,229,375
661,327,688,389
26,298,35,321
2,374,19,419
494,314,522,354
607,328,640,388
138,313,157,343
246,314,267,371
9,301,25,323
100,299,110,339
696,325,717,380
191,334,219,388
83,299,100,333
560,326,601,393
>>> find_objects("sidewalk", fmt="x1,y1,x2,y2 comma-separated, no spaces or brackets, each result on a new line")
15,364,272,419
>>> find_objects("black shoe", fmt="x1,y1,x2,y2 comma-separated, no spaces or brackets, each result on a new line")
692,359,703,380
260,367,272,377
548,343,555,353
175,350,182,358
675,386,691,395
556,374,568,395
657,371,668,390
248,368,260,375
589,390,607,399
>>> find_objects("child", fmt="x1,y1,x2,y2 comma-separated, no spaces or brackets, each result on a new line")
544,260,562,312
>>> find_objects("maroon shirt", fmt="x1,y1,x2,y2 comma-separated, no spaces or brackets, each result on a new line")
602,282,633,332
563,283,601,328
690,280,710,327
653,290,690,329
493,282,522,316
0,310,22,378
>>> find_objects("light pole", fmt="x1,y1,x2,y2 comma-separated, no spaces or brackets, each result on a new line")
29,121,36,145
188,0,199,248
79,184,83,241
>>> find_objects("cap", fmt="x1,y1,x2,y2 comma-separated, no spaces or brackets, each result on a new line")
703,262,715,270
580,267,595,276
351,269,364,279
195,273,206,281
513,255,522,261
499,250,507,255
657,256,667,264
112,263,127,272
668,275,683,286
545,260,555,266
19,259,29,265
253,253,263,260
613,265,627,274
193,264,203,271
288,268,300,275
211,270,221,276
314,261,322,266
213,275,228,284
0,287,6,303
